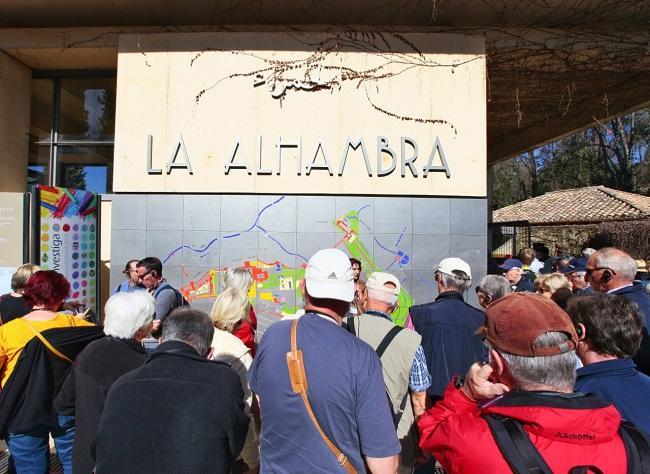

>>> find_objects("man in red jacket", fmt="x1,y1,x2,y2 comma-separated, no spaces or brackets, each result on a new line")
418,293,637,473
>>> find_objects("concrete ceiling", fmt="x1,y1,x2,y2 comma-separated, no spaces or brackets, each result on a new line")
1,0,649,164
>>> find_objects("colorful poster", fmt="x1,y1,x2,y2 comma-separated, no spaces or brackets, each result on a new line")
38,185,98,311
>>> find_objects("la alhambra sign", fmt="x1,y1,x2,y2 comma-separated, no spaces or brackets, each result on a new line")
114,31,486,197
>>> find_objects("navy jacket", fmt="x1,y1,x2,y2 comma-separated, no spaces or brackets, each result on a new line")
409,292,486,399
513,276,535,293
576,359,650,435
611,282,650,375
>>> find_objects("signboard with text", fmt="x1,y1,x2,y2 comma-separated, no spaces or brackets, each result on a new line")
114,32,486,196
38,185,98,310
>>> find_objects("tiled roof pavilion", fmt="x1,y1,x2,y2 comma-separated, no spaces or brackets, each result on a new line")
493,186,650,226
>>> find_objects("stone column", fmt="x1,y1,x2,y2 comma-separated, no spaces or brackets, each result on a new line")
0,51,31,192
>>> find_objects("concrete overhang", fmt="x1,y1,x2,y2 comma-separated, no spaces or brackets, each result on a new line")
1,1,649,164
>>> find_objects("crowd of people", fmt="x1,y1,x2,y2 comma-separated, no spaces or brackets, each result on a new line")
0,243,648,473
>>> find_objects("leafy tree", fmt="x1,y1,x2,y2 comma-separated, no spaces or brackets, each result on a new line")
492,109,650,210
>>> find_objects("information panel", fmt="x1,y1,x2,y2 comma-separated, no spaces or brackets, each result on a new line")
38,185,99,311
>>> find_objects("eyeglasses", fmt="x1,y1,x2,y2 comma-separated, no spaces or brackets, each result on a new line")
138,269,154,280
585,267,616,276
475,286,491,297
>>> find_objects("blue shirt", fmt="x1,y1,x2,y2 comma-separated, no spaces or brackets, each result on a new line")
112,280,143,295
249,312,401,473
576,358,650,435
365,310,431,392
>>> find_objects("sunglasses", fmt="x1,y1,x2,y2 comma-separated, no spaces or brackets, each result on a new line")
585,267,616,276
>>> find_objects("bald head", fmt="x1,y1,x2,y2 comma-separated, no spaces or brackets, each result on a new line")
587,247,637,292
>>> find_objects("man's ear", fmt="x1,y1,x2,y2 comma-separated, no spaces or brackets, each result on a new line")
576,323,586,340
490,349,505,376
299,278,306,296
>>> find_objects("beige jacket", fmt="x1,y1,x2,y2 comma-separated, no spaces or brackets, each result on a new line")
211,328,259,468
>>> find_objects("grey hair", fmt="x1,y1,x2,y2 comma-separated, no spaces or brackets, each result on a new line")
162,307,215,357
366,287,398,307
477,275,511,300
439,270,471,292
224,267,254,294
491,332,576,390
103,291,155,339
593,248,637,281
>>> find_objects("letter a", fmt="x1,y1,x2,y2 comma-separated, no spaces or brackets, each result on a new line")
422,137,451,178
166,134,193,175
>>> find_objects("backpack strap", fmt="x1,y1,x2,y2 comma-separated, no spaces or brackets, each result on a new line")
619,420,650,474
484,414,553,474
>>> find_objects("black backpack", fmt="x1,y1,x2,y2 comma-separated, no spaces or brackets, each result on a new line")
483,414,650,474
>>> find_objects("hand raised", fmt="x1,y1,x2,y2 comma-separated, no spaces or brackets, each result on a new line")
461,363,510,401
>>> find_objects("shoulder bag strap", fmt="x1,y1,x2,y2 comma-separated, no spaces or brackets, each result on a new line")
286,319,357,474
619,420,650,474
484,414,553,474
20,318,73,364
375,325,403,358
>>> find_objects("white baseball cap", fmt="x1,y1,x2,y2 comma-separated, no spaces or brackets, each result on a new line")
305,249,354,302
366,272,401,296
435,257,472,280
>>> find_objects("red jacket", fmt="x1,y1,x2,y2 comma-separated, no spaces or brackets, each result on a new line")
418,382,628,473
233,306,257,357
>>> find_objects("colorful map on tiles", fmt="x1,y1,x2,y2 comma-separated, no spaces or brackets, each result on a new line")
38,185,98,312
110,194,475,330
168,196,422,327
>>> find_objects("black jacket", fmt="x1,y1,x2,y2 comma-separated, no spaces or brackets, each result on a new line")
410,291,486,399
54,336,147,474
0,325,105,437
92,340,249,474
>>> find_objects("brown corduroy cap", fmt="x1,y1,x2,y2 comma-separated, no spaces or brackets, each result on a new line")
476,292,578,357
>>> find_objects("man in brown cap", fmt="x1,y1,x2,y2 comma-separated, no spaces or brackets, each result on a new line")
417,293,648,473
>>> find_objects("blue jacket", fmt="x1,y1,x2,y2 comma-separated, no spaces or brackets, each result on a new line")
409,291,486,399
576,359,650,435
612,282,650,375
513,277,535,293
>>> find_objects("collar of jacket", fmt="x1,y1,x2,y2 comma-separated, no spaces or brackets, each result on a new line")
435,291,465,302
108,336,146,354
576,358,637,378
147,340,232,368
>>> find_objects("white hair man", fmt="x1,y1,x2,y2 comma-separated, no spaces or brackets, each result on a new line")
409,258,486,400
418,293,644,472
249,248,400,473
345,272,431,473
54,291,155,474
586,247,650,375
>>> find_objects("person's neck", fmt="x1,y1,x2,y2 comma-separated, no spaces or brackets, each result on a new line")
519,382,573,394
606,279,633,292
581,350,618,365
365,304,392,316
304,304,343,325
24,308,58,321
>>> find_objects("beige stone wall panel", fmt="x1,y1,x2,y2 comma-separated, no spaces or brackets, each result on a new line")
114,32,486,197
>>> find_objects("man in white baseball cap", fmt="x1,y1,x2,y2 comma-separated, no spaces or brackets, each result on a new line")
408,257,486,400
249,249,400,473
